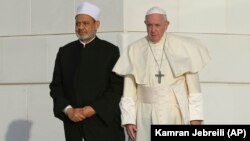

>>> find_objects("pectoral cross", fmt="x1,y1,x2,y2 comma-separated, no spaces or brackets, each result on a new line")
155,70,164,84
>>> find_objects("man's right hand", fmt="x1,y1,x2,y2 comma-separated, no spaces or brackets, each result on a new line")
125,124,137,141
66,107,86,122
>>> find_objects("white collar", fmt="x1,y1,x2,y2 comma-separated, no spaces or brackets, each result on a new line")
79,36,96,47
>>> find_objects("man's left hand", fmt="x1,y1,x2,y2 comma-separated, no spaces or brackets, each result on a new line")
82,106,96,118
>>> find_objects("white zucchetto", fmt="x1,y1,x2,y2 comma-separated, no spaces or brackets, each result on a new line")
146,6,166,16
76,2,100,21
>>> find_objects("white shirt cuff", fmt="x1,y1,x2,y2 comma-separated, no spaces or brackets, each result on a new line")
63,105,72,115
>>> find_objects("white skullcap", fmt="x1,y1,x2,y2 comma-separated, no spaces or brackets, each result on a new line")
146,6,166,16
76,2,100,21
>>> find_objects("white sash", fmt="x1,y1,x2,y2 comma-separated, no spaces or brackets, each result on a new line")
137,85,174,104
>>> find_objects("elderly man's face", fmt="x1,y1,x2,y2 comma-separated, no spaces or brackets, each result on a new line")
75,14,100,43
145,14,169,43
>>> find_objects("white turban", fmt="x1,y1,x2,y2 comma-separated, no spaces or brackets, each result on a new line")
76,2,100,21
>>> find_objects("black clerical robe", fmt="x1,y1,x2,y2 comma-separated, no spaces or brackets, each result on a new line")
49,37,125,141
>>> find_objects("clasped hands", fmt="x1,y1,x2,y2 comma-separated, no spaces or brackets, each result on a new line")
66,106,96,122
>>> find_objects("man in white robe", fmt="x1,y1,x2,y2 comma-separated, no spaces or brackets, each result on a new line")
113,6,210,141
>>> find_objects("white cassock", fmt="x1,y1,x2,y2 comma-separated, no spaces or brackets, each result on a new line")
113,33,210,141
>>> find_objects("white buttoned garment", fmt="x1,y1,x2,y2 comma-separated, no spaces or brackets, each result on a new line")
113,33,210,141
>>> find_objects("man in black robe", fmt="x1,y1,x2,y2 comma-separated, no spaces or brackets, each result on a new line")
49,2,125,141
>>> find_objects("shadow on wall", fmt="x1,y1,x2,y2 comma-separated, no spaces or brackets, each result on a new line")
5,119,32,141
